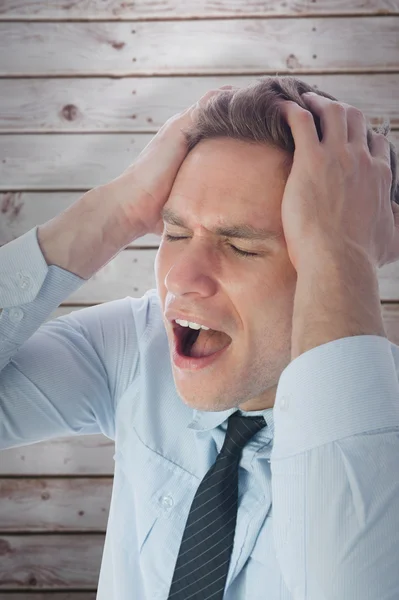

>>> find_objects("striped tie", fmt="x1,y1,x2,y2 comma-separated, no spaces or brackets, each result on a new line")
167,411,267,600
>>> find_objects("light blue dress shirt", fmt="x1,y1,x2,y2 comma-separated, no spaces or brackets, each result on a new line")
1,226,399,600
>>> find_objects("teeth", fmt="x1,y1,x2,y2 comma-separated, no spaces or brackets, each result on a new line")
175,319,209,331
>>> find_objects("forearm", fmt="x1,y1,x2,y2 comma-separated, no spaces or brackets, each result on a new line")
291,242,387,361
37,184,145,280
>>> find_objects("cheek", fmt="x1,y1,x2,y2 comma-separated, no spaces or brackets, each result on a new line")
154,247,167,291
154,244,179,300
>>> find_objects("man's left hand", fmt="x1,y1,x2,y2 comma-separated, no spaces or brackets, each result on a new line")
279,92,399,271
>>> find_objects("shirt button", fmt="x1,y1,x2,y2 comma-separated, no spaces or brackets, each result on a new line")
160,494,174,510
280,396,289,411
9,307,24,322
16,271,32,291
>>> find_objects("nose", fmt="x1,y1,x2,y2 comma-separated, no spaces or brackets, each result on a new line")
163,238,218,298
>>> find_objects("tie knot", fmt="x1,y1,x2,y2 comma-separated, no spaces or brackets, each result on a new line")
220,412,267,459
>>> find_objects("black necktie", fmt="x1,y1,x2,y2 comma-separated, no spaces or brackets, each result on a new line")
167,411,267,600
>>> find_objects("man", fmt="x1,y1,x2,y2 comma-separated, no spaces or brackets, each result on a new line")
1,76,399,599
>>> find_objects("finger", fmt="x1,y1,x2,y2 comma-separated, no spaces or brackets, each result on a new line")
301,92,348,145
368,130,391,164
338,102,368,147
279,99,320,153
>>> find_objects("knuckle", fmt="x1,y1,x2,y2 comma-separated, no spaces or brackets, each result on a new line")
357,148,373,168
348,106,366,121
329,102,346,117
298,107,314,121
379,159,393,180
373,131,389,143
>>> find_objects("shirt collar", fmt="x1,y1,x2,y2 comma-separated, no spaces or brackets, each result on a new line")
187,405,275,440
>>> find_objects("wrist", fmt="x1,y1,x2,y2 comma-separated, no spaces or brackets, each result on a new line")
294,237,374,275
38,186,143,280
291,241,386,360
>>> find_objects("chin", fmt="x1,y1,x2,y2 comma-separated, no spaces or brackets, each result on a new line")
173,381,238,413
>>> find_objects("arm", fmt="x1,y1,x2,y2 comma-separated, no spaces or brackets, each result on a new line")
291,241,387,360
1,88,226,449
37,184,145,281
270,245,399,599
0,186,145,449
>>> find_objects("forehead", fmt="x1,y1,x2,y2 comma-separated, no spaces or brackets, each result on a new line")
167,138,288,223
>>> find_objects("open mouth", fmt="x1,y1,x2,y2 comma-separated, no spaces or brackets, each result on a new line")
173,323,232,358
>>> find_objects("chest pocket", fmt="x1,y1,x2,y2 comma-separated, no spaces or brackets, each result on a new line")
116,430,200,595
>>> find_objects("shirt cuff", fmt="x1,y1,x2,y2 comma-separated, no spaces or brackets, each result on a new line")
0,226,86,347
271,335,399,460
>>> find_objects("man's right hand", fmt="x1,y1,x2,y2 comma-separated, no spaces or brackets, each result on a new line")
105,85,236,237
37,85,236,280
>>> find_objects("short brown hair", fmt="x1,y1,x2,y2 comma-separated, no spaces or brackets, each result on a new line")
182,75,398,205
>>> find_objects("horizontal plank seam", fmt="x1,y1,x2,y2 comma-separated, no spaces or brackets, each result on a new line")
57,301,399,307
0,531,106,535
0,475,114,479
0,588,98,593
0,12,397,23
0,124,397,135
0,131,161,135
2,68,399,79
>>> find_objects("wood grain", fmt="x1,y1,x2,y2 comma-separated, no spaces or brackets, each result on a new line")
0,133,153,190
0,74,397,133
1,0,398,19
0,534,104,589
0,595,96,600
64,249,157,303
0,478,112,532
0,192,161,247
0,18,398,77
0,1,398,596
0,435,115,476
1,131,397,191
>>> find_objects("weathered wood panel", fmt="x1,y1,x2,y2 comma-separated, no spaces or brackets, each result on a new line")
0,74,398,133
0,133,153,190
0,478,112,532
65,249,157,303
0,534,104,590
0,192,161,247
0,595,95,600
0,18,398,77
1,131,398,191
0,435,115,476
1,0,398,20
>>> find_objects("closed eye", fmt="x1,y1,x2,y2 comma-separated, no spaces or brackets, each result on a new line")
163,234,259,258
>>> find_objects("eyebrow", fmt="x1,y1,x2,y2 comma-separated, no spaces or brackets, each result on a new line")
161,208,283,241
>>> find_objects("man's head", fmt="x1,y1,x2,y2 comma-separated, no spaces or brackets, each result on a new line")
155,75,398,413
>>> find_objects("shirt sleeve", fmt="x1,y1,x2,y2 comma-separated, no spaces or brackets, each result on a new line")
270,335,399,600
0,227,140,449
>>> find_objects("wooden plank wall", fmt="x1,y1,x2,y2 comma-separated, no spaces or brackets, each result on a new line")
0,0,399,597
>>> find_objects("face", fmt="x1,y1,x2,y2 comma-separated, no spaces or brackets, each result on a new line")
155,137,297,412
